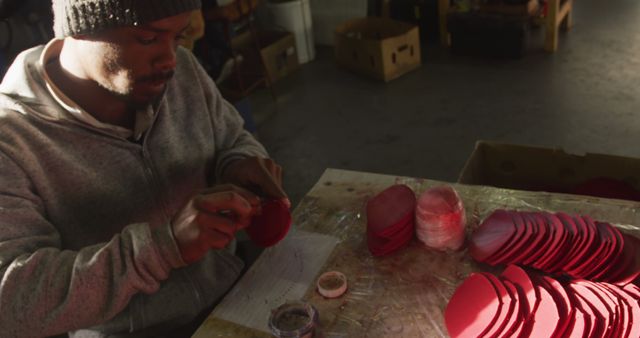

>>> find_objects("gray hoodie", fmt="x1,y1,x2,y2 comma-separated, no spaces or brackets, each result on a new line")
0,40,267,337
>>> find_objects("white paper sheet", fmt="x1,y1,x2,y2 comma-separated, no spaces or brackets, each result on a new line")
212,229,339,333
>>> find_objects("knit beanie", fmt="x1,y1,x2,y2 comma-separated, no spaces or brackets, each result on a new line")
52,0,202,38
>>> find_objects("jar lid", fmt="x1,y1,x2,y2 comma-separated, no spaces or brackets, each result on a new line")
317,271,348,298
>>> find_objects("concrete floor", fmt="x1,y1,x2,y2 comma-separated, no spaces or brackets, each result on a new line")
249,0,640,207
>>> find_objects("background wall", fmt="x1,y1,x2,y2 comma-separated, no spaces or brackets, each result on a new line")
0,0,53,78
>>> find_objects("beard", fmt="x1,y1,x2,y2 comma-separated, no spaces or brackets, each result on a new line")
98,68,175,108
97,45,174,108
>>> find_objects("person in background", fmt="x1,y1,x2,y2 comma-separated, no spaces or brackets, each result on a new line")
0,0,288,337
194,0,244,84
179,10,205,51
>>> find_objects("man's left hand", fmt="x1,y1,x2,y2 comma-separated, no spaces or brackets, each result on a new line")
221,157,290,208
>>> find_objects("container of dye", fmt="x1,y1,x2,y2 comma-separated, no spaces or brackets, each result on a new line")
268,301,319,338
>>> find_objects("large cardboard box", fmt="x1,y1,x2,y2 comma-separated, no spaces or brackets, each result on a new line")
259,31,300,82
334,17,421,82
231,30,300,83
458,141,640,201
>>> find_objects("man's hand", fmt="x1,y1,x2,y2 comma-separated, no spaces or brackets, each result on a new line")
171,184,261,264
222,157,290,208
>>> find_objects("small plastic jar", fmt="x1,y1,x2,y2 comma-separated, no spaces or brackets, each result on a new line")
268,301,319,338
415,185,466,251
317,271,348,298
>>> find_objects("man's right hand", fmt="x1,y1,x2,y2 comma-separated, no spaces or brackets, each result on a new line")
171,184,261,264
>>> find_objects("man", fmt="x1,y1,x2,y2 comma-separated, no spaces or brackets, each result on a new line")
0,0,289,337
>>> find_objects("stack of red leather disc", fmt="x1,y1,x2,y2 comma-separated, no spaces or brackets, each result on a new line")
246,199,292,248
446,265,640,338
366,184,416,256
470,209,640,285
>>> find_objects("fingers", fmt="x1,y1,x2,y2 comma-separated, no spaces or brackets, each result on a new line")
195,189,255,232
199,184,261,210
195,210,249,249
222,157,290,208
196,212,235,246
253,158,289,204
173,188,260,263
262,158,283,187
194,190,257,217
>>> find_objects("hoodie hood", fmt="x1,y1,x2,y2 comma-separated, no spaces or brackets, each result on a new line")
0,44,68,122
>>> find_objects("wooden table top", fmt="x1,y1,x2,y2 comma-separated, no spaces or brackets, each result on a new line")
193,168,640,337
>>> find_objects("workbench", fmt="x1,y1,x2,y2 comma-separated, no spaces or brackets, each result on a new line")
193,168,640,337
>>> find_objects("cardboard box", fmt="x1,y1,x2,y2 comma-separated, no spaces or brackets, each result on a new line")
231,30,300,83
334,17,421,82
458,141,640,201
259,31,300,82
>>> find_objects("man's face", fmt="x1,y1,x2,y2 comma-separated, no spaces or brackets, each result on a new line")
75,12,192,107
